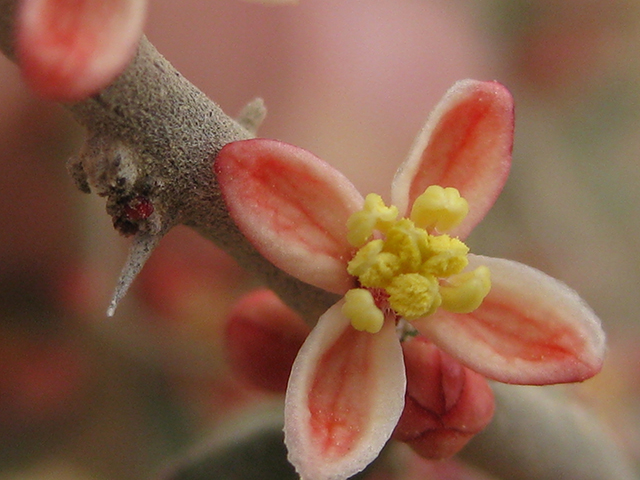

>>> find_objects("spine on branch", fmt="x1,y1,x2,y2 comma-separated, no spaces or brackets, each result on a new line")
68,36,338,320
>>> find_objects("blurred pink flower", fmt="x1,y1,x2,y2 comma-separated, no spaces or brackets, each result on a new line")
226,288,311,393
16,0,147,101
216,80,606,480
0,324,89,432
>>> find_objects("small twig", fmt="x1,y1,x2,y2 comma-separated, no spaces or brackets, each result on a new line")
461,383,638,480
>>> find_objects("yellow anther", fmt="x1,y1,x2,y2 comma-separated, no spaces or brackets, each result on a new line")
358,252,401,289
383,219,429,273
347,240,401,288
342,288,385,333
347,194,398,247
410,185,469,233
386,273,442,321
421,234,469,278
440,265,491,314
347,239,385,277
344,186,489,333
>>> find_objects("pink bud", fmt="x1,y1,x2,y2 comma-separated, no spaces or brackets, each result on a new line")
225,289,310,393
393,336,495,459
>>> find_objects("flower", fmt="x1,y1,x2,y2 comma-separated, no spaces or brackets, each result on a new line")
16,0,148,101
215,80,606,480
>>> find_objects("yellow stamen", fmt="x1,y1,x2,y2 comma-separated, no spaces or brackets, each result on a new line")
387,273,441,320
344,186,490,333
421,234,469,278
384,219,429,272
342,288,385,333
347,239,400,288
440,266,491,313
410,185,469,233
347,193,398,247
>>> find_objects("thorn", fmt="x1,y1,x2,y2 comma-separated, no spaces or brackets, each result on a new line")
107,232,163,316
237,98,267,135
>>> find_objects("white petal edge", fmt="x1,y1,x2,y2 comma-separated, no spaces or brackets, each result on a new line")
414,255,606,385
284,301,406,480
216,139,363,295
390,80,513,239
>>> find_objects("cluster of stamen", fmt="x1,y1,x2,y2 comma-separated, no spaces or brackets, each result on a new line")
342,186,491,334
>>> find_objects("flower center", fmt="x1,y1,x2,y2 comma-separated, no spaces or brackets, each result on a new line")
342,186,491,334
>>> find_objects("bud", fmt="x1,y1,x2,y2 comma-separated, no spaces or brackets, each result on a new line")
225,289,310,393
393,336,495,459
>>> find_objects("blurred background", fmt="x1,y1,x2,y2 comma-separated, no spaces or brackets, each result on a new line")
1,1,639,479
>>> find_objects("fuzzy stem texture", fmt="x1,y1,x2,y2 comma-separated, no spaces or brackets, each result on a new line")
67,35,338,320
461,383,638,480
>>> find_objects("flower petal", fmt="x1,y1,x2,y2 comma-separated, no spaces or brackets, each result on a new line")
16,0,146,101
216,139,363,294
413,255,605,385
284,301,406,480
393,337,495,460
391,80,513,239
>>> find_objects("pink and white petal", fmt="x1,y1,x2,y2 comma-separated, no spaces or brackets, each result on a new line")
216,139,363,295
284,300,406,480
413,255,605,385
391,80,513,239
17,0,146,101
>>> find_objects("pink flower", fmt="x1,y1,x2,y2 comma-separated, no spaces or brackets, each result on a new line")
215,80,605,480
16,0,147,101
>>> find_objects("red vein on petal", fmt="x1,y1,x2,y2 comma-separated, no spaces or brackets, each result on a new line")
462,298,583,363
307,327,373,459
245,157,349,257
409,91,502,205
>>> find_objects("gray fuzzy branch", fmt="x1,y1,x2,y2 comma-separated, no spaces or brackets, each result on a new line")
66,36,338,320
461,383,638,480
